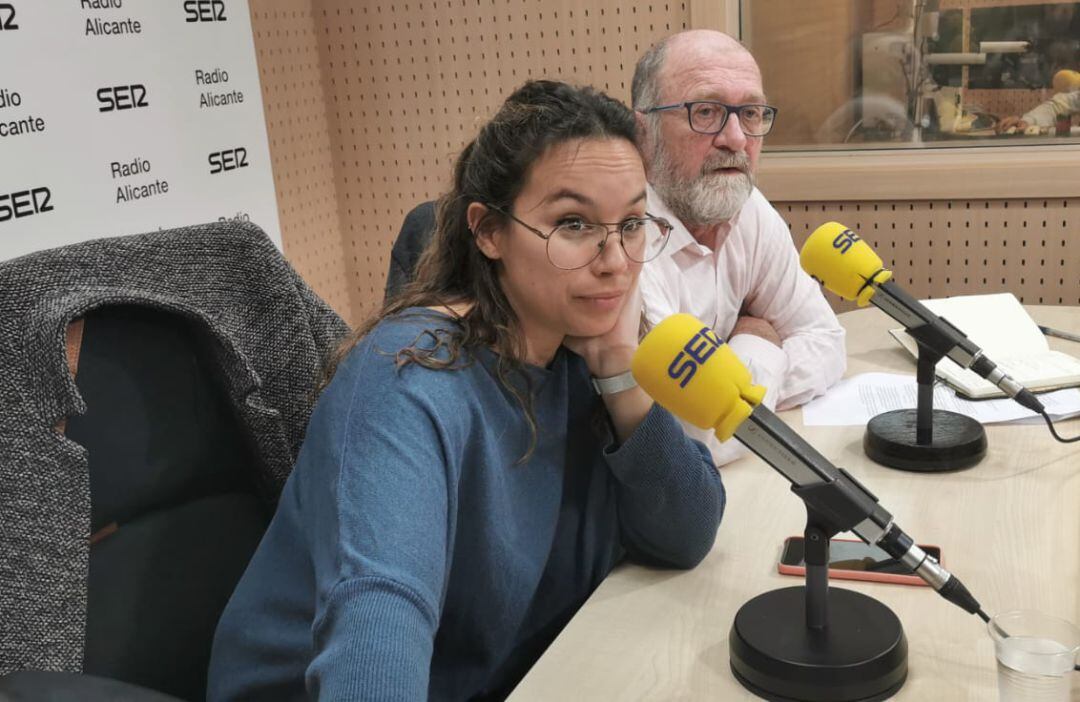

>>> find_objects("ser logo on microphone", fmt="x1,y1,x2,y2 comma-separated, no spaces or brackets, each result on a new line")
667,326,721,389
831,228,859,254
0,3,17,31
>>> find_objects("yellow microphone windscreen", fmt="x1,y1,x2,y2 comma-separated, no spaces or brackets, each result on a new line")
631,314,766,441
799,222,894,307
1052,69,1080,93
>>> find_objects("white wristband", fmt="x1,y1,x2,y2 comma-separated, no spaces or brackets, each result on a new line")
591,370,637,396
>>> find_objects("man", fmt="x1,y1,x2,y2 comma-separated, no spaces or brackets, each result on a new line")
998,69,1080,134
632,30,846,465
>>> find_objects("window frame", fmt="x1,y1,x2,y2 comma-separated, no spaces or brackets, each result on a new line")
691,0,1080,202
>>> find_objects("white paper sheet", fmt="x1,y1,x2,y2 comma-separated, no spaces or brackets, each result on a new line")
801,373,1080,427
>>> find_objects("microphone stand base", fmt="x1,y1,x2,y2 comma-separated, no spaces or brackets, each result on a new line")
730,586,907,702
864,408,986,472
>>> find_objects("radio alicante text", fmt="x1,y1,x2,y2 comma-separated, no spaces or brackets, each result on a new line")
0,88,21,108
201,90,243,108
86,17,142,36
0,116,46,138
117,180,169,204
195,68,229,84
0,88,45,139
110,157,151,179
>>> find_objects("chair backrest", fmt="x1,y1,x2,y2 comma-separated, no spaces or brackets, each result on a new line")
384,200,437,301
63,305,270,701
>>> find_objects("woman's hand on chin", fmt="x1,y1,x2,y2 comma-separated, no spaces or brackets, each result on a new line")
565,284,653,443
564,285,642,378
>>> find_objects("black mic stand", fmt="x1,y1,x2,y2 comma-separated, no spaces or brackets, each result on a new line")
864,324,987,471
730,493,907,702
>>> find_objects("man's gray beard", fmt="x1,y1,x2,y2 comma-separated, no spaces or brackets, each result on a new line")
650,142,755,228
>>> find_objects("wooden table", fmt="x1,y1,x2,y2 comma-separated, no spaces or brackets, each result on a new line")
511,306,1080,701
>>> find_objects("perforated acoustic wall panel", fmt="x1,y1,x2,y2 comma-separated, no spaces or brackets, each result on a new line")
313,0,689,319
966,88,1069,123
250,2,1076,323
778,198,1080,314
250,3,354,320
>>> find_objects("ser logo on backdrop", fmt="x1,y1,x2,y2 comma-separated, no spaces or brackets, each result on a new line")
97,84,149,112
209,147,248,174
0,3,18,31
184,0,226,22
0,187,53,223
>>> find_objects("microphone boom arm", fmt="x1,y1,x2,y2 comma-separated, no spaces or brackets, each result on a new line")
734,405,986,617
871,279,981,368
736,408,894,545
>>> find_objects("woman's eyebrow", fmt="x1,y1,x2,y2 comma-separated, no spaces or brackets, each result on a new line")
541,189,594,207
541,189,648,208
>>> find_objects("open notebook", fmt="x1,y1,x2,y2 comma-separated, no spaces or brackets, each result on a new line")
889,293,1080,399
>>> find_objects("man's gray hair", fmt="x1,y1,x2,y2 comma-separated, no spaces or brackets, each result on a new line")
631,36,674,110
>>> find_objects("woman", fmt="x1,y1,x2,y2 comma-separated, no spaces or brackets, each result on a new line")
208,80,724,701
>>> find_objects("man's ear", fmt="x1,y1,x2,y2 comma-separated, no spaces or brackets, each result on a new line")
468,202,502,260
633,111,651,154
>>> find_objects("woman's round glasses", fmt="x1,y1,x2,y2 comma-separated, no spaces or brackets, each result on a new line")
486,205,674,271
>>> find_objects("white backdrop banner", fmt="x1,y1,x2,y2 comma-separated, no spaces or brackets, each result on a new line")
0,0,281,261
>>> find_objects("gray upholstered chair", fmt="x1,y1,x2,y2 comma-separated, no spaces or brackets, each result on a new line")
0,222,348,701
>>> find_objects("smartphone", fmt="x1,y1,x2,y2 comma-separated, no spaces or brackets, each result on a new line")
778,536,942,586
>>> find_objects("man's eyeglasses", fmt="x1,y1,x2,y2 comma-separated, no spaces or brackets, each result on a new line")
640,101,778,137
485,205,674,271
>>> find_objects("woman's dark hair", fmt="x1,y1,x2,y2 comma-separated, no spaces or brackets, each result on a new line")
325,80,638,459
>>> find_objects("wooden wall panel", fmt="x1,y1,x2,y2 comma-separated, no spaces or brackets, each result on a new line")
315,0,690,320
967,88,1058,120
250,2,354,320
249,0,1077,324
778,197,1080,314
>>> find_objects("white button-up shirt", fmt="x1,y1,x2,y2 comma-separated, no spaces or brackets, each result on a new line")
641,186,846,465
1022,89,1080,128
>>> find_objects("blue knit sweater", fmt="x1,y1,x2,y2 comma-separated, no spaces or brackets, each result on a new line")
207,310,724,701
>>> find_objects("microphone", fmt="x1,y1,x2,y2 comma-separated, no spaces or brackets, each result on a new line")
1052,69,1080,94
799,222,1045,414
631,313,986,618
